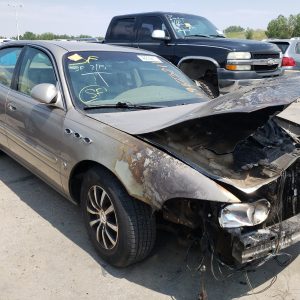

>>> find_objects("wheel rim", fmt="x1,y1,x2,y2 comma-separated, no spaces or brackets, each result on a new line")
87,185,118,250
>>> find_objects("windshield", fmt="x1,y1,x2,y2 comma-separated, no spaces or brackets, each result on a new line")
64,51,207,110
165,14,224,38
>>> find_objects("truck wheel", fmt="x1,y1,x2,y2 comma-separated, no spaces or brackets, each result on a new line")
196,79,219,99
81,166,156,267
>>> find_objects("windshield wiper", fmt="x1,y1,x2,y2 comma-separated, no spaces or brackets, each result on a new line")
184,34,211,38
83,101,164,111
209,34,225,38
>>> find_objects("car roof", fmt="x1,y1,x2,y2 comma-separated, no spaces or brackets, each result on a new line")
0,40,154,55
265,39,291,43
266,38,300,43
112,11,201,18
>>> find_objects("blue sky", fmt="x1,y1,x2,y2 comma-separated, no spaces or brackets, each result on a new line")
1,0,300,38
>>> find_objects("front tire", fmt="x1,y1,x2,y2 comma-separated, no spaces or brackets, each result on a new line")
196,79,219,99
81,167,156,267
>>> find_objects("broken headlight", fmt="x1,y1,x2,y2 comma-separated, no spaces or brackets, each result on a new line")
219,199,271,228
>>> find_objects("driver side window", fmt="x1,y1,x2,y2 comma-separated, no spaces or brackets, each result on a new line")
138,16,169,42
18,47,57,96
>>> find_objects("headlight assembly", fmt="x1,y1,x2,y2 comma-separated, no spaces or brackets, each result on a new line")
219,199,271,228
226,52,252,71
227,52,251,60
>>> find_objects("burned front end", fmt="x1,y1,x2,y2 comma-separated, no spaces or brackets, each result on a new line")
216,115,300,265
220,160,300,265
141,103,300,265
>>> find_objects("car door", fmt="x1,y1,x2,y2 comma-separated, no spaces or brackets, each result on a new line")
0,47,23,149
137,16,174,63
295,42,300,70
5,46,65,190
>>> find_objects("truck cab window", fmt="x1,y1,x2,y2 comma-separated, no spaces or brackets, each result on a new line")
109,18,135,41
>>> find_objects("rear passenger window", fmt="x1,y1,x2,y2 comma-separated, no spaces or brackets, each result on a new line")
109,18,135,41
271,42,289,54
0,47,22,87
18,47,57,95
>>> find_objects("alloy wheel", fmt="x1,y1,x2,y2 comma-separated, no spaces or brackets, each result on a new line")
87,185,118,250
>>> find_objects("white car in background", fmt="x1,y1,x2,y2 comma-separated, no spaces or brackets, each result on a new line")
265,38,300,71
0,39,13,44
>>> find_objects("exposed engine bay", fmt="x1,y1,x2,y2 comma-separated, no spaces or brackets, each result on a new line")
140,104,300,265
141,106,299,188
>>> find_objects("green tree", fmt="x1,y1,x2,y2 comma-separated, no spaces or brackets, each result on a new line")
224,25,245,33
266,15,293,38
292,14,300,36
78,34,92,38
16,31,99,41
57,34,70,40
38,32,56,40
245,28,254,39
21,31,37,40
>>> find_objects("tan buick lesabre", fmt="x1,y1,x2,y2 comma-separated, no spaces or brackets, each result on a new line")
0,41,299,268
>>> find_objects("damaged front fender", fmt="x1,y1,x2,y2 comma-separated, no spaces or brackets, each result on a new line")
114,140,240,209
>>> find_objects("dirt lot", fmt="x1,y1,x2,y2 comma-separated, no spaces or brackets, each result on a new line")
0,154,300,300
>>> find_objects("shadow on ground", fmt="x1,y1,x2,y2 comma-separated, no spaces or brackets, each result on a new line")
1,154,299,300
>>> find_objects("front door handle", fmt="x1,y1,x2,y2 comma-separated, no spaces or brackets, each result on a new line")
7,103,17,112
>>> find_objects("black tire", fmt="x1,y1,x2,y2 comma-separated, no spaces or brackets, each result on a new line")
196,79,219,99
81,167,156,267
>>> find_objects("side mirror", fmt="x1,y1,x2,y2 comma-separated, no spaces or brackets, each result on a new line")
31,83,58,104
151,30,171,41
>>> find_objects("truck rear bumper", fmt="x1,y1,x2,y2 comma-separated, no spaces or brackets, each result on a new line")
218,68,284,94
231,213,300,264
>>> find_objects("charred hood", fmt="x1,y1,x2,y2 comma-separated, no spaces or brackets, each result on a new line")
139,78,300,194
141,107,300,192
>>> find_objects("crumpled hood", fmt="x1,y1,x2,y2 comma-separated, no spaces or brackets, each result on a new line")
87,75,300,135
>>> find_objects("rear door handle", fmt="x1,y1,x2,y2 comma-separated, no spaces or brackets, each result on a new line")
7,103,17,111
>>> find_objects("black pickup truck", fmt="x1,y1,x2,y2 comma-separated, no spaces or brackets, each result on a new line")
104,12,284,97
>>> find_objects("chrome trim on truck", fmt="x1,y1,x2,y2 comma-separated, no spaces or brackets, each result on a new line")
227,58,282,66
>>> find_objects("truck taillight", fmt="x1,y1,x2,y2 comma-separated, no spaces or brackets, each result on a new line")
282,57,296,67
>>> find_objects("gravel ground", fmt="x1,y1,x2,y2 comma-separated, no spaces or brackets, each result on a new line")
0,154,299,300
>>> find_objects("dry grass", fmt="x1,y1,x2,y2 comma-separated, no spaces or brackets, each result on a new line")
226,30,267,41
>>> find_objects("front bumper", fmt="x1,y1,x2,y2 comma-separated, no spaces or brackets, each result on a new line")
232,213,300,264
218,67,284,94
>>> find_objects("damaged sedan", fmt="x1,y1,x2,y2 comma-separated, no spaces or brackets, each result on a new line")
0,41,299,267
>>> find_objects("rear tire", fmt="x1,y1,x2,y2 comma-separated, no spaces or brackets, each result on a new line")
81,167,156,267
196,79,219,99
